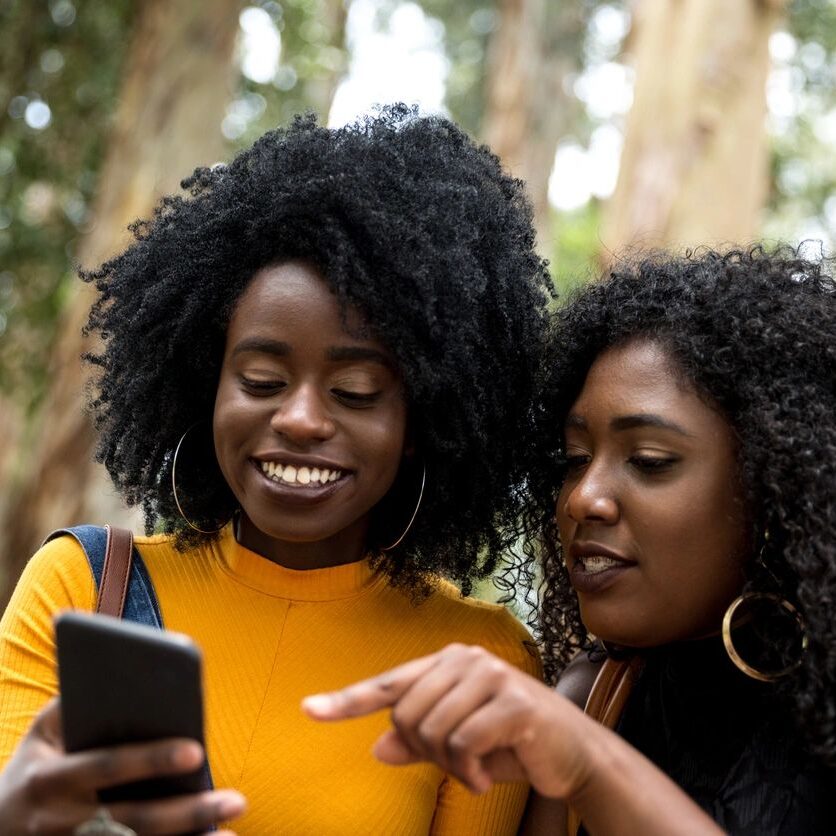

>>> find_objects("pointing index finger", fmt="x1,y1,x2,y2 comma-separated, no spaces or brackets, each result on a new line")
302,653,440,720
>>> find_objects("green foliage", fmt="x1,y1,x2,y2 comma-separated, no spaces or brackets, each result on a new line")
1,0,832,422
764,0,836,248
224,0,348,148
549,201,604,299
0,0,135,412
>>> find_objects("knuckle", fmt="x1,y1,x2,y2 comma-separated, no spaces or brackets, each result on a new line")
92,749,122,783
447,732,471,757
416,721,440,750
390,705,413,734
484,657,507,677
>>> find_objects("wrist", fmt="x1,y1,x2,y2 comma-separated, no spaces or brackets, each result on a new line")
559,712,615,806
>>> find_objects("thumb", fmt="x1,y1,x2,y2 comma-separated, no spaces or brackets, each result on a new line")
31,697,63,746
372,730,420,765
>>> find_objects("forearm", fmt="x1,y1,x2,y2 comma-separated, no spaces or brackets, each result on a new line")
566,723,722,836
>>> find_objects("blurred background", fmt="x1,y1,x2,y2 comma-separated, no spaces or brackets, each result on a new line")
0,0,834,606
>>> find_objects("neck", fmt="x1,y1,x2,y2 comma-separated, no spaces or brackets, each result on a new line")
235,513,370,570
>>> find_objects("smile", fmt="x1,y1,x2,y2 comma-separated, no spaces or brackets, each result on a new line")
576,555,625,575
259,460,344,486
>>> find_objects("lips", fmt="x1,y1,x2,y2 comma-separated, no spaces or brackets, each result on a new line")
249,453,352,506
259,460,344,486
568,542,637,593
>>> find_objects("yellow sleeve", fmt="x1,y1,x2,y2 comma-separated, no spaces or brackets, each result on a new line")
430,607,542,835
0,536,96,768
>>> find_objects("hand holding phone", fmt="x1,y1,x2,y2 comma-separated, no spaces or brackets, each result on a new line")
0,612,246,834
56,611,207,802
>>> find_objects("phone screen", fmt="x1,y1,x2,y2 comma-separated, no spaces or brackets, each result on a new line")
56,611,208,802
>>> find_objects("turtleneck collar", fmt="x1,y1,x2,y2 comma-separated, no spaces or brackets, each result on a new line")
211,524,385,601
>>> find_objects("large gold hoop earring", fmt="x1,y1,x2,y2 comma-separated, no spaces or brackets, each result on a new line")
171,423,227,535
722,592,808,683
381,463,426,552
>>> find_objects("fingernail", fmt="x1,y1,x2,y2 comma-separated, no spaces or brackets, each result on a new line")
173,741,203,768
302,695,333,716
216,790,247,818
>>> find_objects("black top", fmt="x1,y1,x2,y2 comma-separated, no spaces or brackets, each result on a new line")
580,639,835,835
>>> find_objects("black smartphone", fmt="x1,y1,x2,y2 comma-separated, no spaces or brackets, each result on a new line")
55,611,208,803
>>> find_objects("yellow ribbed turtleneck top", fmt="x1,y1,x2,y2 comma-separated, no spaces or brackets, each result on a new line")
0,526,539,833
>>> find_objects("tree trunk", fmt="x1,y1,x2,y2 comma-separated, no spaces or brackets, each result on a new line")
0,0,243,607
600,0,788,258
482,0,587,256
305,0,350,120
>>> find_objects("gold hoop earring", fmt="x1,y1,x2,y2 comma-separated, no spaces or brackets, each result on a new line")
722,592,808,682
381,463,426,552
171,423,227,535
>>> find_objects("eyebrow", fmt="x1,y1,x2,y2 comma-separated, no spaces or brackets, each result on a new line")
565,413,692,436
231,338,392,368
231,338,290,358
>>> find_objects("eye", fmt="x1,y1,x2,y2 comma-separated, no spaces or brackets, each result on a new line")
629,454,678,473
241,376,286,395
332,389,381,408
563,453,591,472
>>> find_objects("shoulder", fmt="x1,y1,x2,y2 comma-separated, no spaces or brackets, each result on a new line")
421,579,541,676
1,532,96,640
13,534,96,607
555,650,603,709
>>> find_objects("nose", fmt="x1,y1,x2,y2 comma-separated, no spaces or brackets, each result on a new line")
270,383,336,444
560,465,620,526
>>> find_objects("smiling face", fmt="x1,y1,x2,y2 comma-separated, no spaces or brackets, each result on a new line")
556,340,749,647
213,260,408,565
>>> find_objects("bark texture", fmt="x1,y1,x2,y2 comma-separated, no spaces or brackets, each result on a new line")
482,0,588,256
600,0,788,258
0,0,242,606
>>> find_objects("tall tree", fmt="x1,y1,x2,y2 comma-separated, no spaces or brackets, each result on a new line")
600,0,788,256
0,0,243,606
481,0,591,255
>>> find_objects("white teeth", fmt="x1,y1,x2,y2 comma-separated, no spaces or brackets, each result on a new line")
579,556,622,574
282,465,297,483
260,461,343,486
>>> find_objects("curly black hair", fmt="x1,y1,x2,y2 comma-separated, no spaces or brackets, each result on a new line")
527,245,836,764
81,104,552,596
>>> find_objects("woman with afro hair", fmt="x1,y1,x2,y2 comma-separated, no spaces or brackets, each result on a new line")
0,105,550,833
307,246,836,834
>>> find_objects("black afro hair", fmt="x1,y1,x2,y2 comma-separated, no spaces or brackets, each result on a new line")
526,245,836,766
82,104,552,596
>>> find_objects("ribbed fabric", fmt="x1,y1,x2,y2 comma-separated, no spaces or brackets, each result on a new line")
0,526,539,834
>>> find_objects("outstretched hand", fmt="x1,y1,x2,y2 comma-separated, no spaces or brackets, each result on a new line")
302,643,591,799
0,698,246,835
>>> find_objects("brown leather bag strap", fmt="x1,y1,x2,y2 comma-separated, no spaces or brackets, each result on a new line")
95,525,134,618
566,654,645,836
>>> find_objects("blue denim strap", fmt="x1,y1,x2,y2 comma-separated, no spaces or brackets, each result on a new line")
45,525,163,628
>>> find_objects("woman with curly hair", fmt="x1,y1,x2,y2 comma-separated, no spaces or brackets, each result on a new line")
0,105,550,833
307,246,836,834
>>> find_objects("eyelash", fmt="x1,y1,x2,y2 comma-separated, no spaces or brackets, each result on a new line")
241,378,285,393
332,389,381,407
240,378,380,407
563,454,678,474
629,455,678,473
